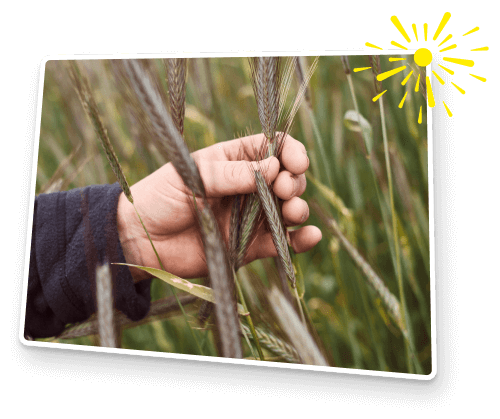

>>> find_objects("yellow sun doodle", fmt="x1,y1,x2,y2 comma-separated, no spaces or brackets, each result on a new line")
358,12,488,122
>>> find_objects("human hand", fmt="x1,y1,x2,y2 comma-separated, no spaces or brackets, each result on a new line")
117,133,322,281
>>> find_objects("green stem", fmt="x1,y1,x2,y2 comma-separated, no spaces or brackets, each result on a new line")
307,105,332,188
379,96,420,374
235,276,265,361
294,287,306,326
347,73,422,373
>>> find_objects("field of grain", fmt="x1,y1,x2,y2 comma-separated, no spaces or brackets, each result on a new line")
35,55,431,375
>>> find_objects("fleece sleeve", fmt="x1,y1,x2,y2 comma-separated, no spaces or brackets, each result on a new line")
24,183,152,339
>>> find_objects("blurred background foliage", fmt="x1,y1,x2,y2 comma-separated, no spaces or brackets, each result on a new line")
37,56,430,374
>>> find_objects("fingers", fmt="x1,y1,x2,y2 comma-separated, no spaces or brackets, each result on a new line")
215,133,309,175
194,133,309,198
198,156,279,197
289,226,322,253
247,225,322,261
273,171,306,200
279,135,309,175
282,197,309,226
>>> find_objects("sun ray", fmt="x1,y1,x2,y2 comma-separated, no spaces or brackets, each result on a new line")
372,90,388,102
412,24,418,41
432,71,445,85
470,73,486,82
366,42,383,50
443,57,474,67
463,27,479,36
440,44,457,52
439,64,454,75
443,101,453,117
438,34,453,47
415,74,421,92
424,23,428,41
399,91,408,108
391,16,412,43
389,57,406,62
376,66,407,81
391,41,408,50
401,71,414,85
426,76,436,107
452,82,466,94
471,46,489,51
433,12,451,41
354,67,372,72
418,106,423,124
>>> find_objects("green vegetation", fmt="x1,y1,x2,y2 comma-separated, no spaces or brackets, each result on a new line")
37,55,431,374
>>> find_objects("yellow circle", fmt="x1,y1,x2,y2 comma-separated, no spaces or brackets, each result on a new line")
414,48,433,67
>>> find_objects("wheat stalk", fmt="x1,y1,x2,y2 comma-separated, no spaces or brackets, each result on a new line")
165,58,187,135
254,170,296,287
68,61,133,203
241,324,300,363
368,55,383,95
249,57,281,144
95,263,118,348
269,287,328,366
109,60,172,163
231,57,318,273
53,294,198,341
71,60,206,354
295,56,312,109
123,59,242,358
165,57,213,328
311,201,408,338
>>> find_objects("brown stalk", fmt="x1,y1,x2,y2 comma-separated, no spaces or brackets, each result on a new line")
95,263,118,348
122,59,242,358
54,294,198,340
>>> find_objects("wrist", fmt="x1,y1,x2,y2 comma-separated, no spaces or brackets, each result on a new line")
116,192,150,282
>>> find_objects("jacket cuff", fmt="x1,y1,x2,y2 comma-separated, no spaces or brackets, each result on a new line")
26,183,151,338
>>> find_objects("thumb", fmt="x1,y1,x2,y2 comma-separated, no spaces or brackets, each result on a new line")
199,156,280,197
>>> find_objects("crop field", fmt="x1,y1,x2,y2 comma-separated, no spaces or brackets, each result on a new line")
34,55,431,375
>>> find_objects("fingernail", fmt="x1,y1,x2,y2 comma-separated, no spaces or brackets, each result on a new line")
301,147,309,166
300,207,309,223
291,175,298,198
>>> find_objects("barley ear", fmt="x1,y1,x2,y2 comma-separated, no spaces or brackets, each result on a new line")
68,61,133,203
254,169,296,288
269,287,328,366
123,59,205,197
311,201,408,339
248,57,281,146
122,59,242,358
368,55,383,94
165,58,188,135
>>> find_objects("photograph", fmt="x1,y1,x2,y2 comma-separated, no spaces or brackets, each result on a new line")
23,55,432,377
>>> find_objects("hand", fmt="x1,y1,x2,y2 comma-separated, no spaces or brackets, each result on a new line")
117,133,322,281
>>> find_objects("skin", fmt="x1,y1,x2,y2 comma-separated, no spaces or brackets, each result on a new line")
117,133,322,282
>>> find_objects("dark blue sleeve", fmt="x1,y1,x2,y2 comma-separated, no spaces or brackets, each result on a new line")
24,183,152,339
